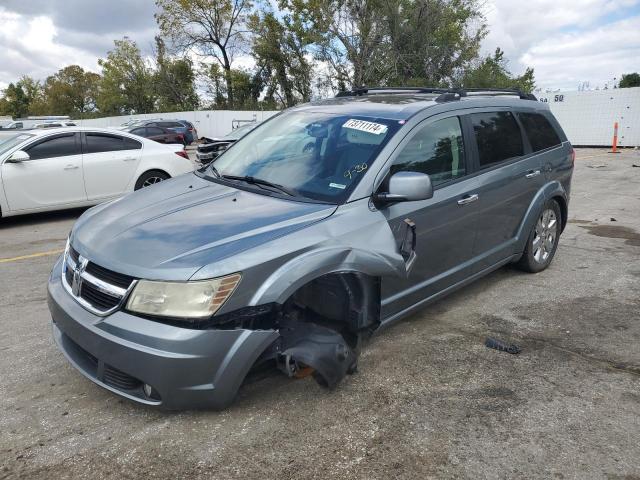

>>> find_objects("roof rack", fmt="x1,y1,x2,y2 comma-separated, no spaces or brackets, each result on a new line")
335,86,537,102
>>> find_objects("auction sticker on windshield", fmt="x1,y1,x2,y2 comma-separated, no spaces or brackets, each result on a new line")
343,119,388,135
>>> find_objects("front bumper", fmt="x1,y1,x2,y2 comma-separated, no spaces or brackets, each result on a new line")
47,256,278,409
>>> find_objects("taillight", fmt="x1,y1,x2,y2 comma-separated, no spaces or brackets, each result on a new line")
569,147,575,166
176,150,189,159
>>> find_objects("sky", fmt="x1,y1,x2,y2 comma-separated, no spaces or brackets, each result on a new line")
0,0,638,93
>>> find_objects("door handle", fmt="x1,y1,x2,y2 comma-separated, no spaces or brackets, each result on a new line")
525,170,541,178
123,157,137,161
457,193,479,205
64,165,79,170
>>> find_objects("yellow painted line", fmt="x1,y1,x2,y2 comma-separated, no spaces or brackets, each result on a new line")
0,248,64,264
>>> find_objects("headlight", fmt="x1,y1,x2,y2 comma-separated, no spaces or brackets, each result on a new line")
126,273,241,319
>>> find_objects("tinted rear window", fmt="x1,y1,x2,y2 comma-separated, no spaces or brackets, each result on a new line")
158,121,183,128
470,111,524,168
518,112,562,152
86,133,141,153
26,134,80,159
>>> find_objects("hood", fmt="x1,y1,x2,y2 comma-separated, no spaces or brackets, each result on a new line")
72,173,337,280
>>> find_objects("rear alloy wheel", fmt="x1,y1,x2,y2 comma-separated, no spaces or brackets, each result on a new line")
516,200,561,273
135,170,170,190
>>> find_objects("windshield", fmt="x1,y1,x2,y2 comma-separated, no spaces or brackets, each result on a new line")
208,111,399,202
222,122,259,140
0,133,33,157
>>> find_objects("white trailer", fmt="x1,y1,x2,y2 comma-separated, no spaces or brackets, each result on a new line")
538,87,640,147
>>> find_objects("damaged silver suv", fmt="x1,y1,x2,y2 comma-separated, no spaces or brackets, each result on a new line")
47,87,574,409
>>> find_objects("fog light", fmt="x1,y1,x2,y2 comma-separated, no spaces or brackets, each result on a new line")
143,383,153,398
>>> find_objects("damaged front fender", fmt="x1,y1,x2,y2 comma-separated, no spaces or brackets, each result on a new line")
249,200,409,307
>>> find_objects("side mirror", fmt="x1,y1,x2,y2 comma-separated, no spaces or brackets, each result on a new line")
6,150,30,163
376,171,433,203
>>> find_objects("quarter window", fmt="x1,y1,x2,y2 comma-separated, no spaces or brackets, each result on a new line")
25,134,80,160
470,111,524,168
518,112,562,152
391,117,466,186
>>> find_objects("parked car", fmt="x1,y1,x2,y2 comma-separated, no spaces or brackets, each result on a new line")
0,127,193,217
177,120,198,144
34,121,77,129
0,121,24,130
126,125,185,144
132,120,196,145
48,88,573,409
196,121,260,164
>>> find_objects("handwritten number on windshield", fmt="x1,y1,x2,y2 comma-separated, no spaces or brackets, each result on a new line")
344,163,368,180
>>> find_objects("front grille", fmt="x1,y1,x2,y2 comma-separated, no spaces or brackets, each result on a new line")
69,246,80,263
80,282,121,311
63,246,137,315
85,262,135,289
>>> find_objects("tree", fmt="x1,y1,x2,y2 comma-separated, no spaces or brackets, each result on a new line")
249,11,312,107
283,0,388,89
18,76,47,115
384,0,487,86
619,73,640,88
154,37,199,112
0,83,30,118
97,38,156,115
283,0,486,91
156,0,253,108
201,63,263,108
42,66,101,117
459,47,535,93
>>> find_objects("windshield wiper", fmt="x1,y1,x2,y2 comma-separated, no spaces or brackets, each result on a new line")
209,164,221,178
222,175,298,197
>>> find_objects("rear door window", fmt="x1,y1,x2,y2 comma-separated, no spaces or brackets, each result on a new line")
147,127,165,136
518,112,562,152
391,116,466,186
86,133,141,153
469,111,524,168
25,133,80,160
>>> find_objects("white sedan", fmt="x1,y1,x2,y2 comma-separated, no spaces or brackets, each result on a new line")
0,127,194,218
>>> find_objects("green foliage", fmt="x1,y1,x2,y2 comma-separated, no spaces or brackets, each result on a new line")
249,11,312,107
282,0,487,90
155,37,199,111
155,0,254,108
619,73,640,88
97,38,156,115
202,63,263,109
0,82,31,118
459,48,535,93
43,66,101,117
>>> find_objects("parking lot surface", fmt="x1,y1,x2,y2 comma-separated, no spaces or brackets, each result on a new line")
1,148,639,479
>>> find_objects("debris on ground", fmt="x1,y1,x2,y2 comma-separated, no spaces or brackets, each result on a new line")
611,217,617,222
485,337,522,354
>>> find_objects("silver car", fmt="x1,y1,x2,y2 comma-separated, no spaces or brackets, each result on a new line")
48,88,574,409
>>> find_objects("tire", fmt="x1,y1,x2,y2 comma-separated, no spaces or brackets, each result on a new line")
516,199,562,273
134,170,170,190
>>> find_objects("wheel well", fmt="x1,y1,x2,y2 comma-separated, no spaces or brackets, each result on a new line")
140,168,170,179
551,195,567,232
283,272,381,344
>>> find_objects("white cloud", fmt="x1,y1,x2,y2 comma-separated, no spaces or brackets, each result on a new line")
482,0,640,90
0,9,100,86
